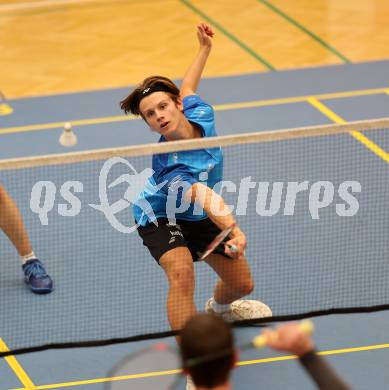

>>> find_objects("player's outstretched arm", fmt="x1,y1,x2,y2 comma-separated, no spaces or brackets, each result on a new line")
180,23,214,99
263,324,351,390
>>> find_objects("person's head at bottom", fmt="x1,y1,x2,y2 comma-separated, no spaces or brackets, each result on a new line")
180,313,235,389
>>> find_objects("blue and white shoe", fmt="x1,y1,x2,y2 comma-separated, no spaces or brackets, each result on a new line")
22,259,53,294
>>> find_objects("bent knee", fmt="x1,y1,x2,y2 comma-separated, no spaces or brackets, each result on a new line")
168,264,194,287
160,249,195,290
236,278,254,296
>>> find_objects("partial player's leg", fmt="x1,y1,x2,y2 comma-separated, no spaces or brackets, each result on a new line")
0,184,53,293
205,252,254,303
204,253,272,321
160,247,197,331
0,184,32,256
137,219,197,331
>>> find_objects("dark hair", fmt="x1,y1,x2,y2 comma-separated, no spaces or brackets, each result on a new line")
120,76,180,117
180,313,235,388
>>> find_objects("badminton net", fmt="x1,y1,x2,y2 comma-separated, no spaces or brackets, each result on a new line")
0,118,388,356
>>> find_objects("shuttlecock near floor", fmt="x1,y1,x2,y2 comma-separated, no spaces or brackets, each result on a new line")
59,122,77,147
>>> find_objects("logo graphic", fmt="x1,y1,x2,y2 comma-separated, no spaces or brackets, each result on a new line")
89,157,164,233
29,155,362,233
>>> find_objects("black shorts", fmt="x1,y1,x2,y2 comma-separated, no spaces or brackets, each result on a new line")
137,218,230,263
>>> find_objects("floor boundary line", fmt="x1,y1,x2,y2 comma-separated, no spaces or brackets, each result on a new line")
1,87,388,135
0,338,35,389
10,342,389,389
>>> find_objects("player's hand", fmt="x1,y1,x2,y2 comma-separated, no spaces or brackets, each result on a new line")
225,229,246,259
262,323,315,356
197,23,214,49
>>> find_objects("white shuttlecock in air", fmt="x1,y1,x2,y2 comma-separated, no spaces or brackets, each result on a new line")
59,122,77,147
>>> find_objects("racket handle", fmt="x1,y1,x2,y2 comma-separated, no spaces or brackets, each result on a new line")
252,320,314,348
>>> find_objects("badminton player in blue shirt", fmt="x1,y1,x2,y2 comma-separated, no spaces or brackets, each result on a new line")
120,24,271,334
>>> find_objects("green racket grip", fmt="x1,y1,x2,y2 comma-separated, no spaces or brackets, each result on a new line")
251,319,314,348
226,244,238,253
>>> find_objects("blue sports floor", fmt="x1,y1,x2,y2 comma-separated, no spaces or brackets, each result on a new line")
1,61,389,389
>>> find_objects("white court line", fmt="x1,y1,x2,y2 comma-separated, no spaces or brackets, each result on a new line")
0,0,105,12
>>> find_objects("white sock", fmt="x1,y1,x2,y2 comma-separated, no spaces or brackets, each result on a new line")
210,297,231,313
21,251,36,265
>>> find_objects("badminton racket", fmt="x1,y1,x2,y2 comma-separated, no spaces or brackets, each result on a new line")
105,320,314,389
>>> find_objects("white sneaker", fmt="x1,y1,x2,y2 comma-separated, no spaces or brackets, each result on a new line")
186,376,196,390
205,298,272,322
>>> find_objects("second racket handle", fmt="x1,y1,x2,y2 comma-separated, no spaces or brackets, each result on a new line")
226,244,238,253
252,320,314,348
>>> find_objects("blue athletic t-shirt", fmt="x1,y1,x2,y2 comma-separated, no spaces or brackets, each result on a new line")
134,95,223,225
